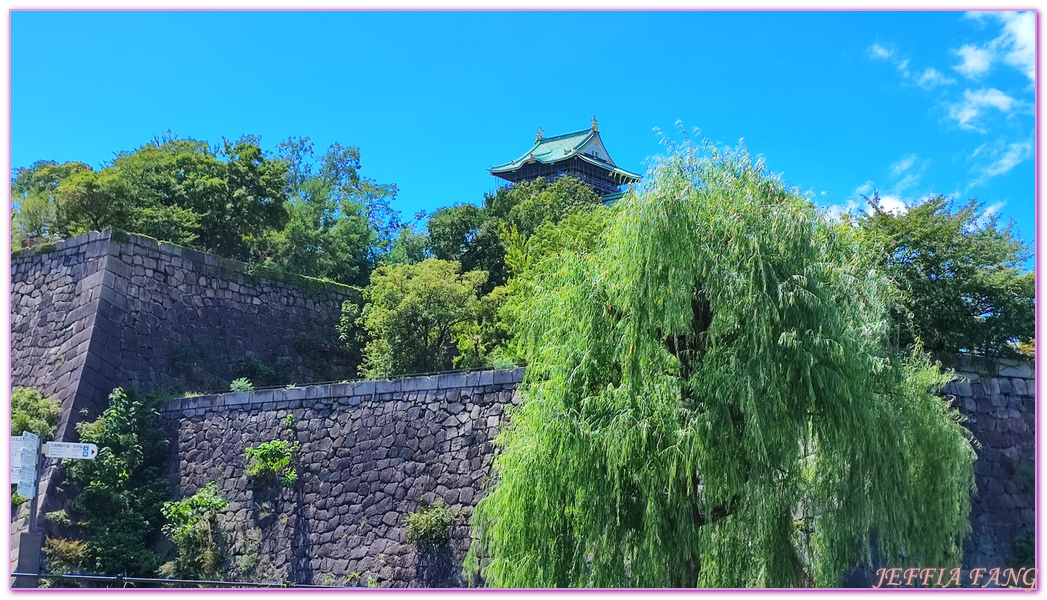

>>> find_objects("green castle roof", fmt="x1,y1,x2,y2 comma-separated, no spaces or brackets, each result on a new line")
490,126,641,182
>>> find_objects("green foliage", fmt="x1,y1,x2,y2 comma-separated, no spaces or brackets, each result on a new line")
65,387,171,577
357,258,486,377
245,440,299,487
282,414,297,433
1009,529,1034,569
42,537,90,587
12,490,27,512
406,500,455,550
469,139,976,588
230,377,254,392
230,351,293,388
10,160,91,245
11,387,61,441
855,193,1034,359
267,137,400,286
427,204,506,295
161,481,229,581
45,509,72,527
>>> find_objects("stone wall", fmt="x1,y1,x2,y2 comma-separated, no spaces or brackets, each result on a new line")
11,229,355,580
11,229,354,441
158,369,524,588
11,232,111,440
946,358,1035,571
157,359,1034,588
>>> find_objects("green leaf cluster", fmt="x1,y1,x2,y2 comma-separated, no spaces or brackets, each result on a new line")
245,440,299,487
854,193,1033,359
357,258,487,378
11,387,61,440
64,387,171,578
161,481,229,581
469,139,976,588
406,500,456,550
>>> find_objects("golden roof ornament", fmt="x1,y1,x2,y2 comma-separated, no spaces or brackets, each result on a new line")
535,128,543,143
591,116,599,132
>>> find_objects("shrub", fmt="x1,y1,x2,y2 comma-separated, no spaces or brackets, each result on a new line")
406,500,455,550
161,481,228,581
1010,529,1034,569
231,351,293,388
230,377,254,392
12,387,61,440
245,440,299,487
42,537,89,587
64,387,170,577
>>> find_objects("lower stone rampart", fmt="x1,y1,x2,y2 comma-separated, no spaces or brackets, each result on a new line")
158,369,524,587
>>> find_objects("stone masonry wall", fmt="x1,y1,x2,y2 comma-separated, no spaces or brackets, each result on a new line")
157,360,1034,588
11,232,111,440
11,229,354,442
11,229,355,580
158,369,524,588
946,358,1035,571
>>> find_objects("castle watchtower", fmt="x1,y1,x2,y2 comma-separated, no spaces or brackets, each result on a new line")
489,118,640,201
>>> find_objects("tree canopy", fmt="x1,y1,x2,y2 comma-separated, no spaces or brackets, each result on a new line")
855,193,1034,360
469,141,976,588
358,258,487,378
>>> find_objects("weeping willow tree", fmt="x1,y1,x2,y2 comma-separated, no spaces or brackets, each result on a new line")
468,138,976,588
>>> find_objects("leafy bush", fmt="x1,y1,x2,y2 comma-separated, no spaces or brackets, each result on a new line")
230,377,254,392
855,193,1033,359
12,387,61,440
282,414,297,433
161,481,228,581
42,537,89,587
12,490,27,512
406,500,455,550
245,440,299,487
64,387,170,577
1010,529,1034,569
231,351,293,388
357,258,486,377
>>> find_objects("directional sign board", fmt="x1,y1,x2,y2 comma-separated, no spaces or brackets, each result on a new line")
11,435,23,478
17,432,40,498
44,442,99,460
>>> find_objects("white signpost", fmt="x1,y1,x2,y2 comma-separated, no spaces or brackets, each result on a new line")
11,435,23,478
43,442,99,460
11,432,99,535
17,432,40,499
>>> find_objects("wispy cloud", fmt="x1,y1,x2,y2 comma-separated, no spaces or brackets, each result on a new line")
976,201,1007,228
917,67,956,89
968,138,1033,187
869,43,892,59
947,88,1018,130
890,154,918,176
955,11,1036,82
868,42,910,77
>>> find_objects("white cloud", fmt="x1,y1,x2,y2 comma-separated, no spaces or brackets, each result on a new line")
868,42,910,77
996,11,1035,82
955,11,1035,82
947,88,1017,130
890,154,917,176
917,67,956,89
985,141,1032,177
968,138,1033,187
954,44,993,78
877,194,908,215
869,43,892,59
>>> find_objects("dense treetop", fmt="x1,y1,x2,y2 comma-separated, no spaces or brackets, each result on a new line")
469,140,977,587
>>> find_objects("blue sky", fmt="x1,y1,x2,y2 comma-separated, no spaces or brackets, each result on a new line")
10,11,1037,267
